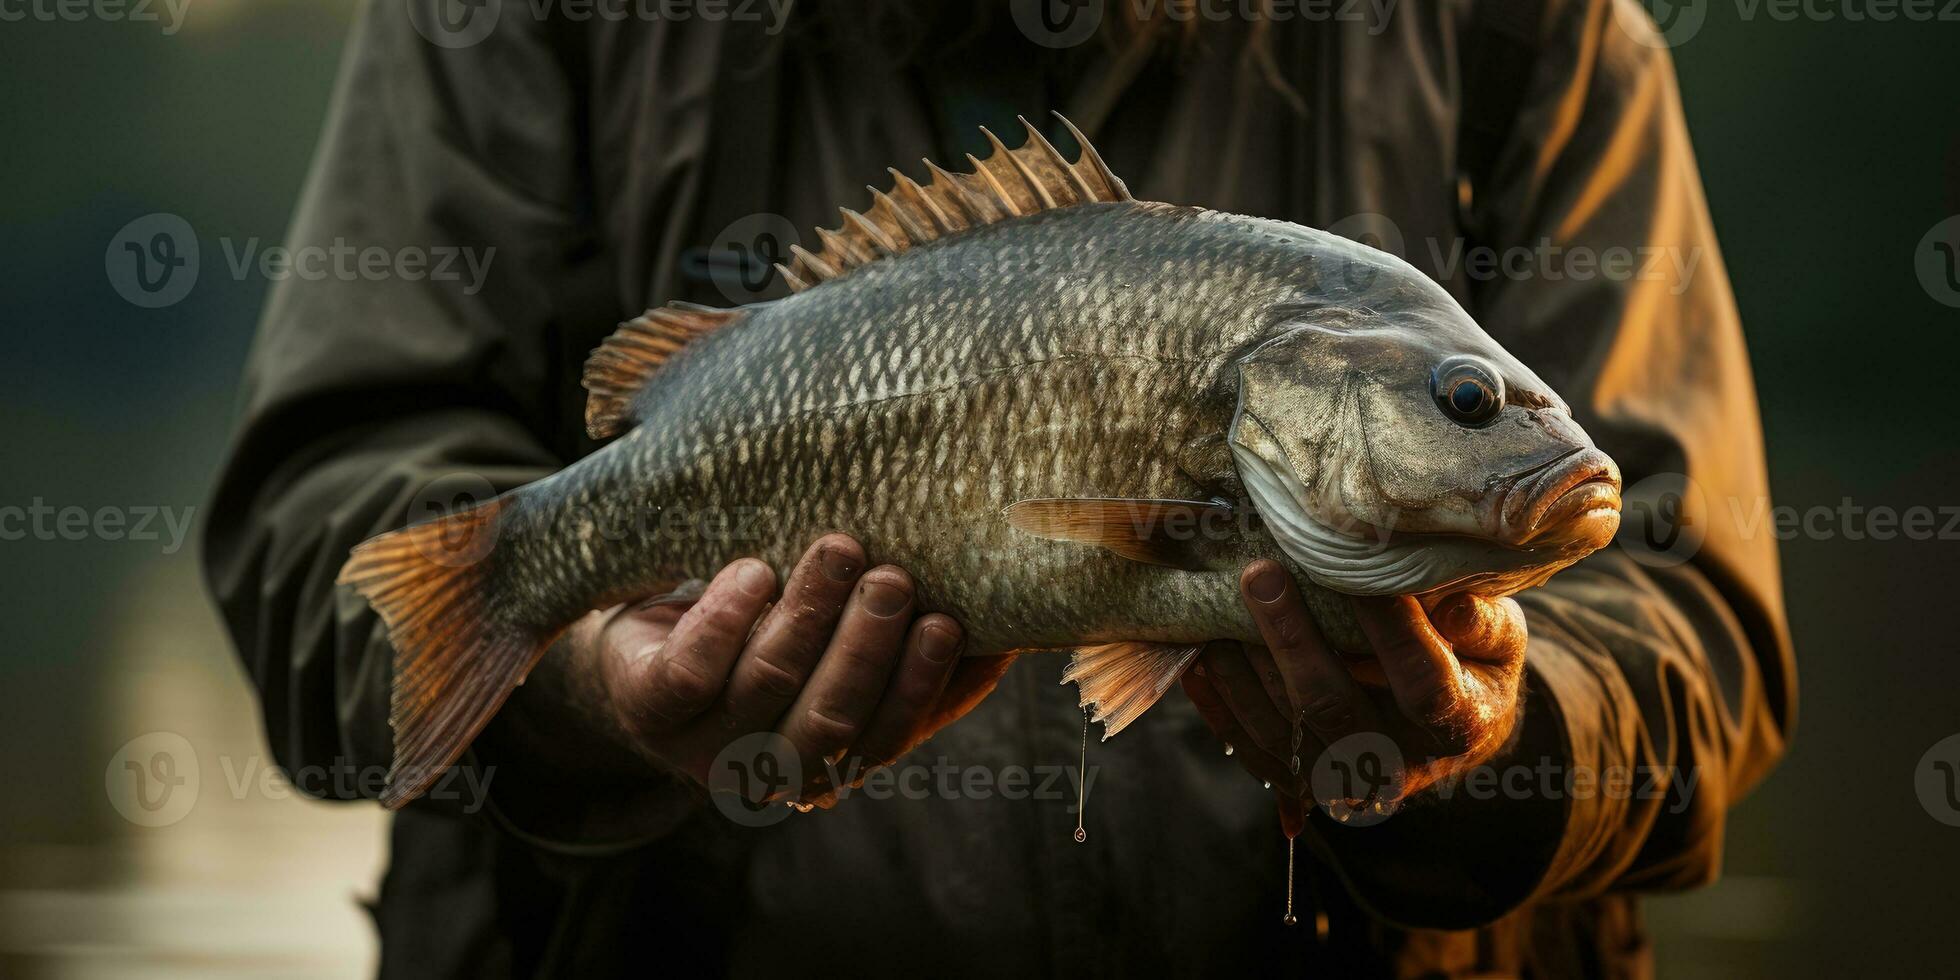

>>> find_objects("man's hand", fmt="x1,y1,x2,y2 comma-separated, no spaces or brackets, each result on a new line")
584,533,1012,806
1181,559,1527,822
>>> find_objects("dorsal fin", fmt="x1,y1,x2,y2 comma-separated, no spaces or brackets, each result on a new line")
773,112,1132,293
582,302,744,438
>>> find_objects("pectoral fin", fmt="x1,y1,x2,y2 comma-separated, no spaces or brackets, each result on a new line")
1003,497,1234,570
1063,641,1204,739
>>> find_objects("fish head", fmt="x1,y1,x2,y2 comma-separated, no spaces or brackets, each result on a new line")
1228,265,1620,598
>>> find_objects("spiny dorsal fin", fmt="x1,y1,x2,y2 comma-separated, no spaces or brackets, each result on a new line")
773,112,1132,293
582,302,744,439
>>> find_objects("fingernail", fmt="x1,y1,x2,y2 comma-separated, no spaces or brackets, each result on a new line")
1247,564,1288,603
819,546,860,582
734,560,774,597
922,624,962,664
861,580,910,618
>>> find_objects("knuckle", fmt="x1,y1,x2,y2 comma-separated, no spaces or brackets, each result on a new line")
832,641,892,677
701,591,759,630
744,655,807,703
785,596,834,629
1300,689,1356,736
654,655,721,713
826,626,901,676
1409,676,1466,730
798,705,860,750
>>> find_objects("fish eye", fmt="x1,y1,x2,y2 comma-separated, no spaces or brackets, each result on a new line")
1431,356,1505,428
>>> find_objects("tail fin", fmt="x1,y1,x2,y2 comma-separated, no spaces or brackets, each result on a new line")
336,497,548,809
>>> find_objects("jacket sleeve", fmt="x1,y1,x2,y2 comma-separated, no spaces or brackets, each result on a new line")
201,0,608,808
1310,0,1796,928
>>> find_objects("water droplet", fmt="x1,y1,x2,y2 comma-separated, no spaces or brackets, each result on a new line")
1071,706,1091,844
1223,742,1235,757
1281,835,1297,926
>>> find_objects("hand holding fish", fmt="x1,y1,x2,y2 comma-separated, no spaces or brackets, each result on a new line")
1181,560,1527,822
586,535,1013,805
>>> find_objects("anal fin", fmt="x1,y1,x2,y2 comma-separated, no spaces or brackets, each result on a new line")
1062,641,1204,740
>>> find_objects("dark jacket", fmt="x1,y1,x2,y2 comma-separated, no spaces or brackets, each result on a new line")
203,1,1795,975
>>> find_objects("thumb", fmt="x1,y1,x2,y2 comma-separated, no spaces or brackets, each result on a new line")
1428,593,1527,665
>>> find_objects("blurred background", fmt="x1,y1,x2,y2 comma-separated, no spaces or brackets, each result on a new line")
1,1,1956,976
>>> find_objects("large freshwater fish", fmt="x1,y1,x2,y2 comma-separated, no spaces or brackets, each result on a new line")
341,115,1622,808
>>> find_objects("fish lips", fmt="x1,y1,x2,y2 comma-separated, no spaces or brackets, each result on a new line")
1498,447,1623,552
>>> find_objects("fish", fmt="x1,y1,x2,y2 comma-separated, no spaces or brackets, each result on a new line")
339,113,1623,809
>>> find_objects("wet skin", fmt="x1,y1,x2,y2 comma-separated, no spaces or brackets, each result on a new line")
1182,559,1528,834
572,540,1521,819
580,534,1013,805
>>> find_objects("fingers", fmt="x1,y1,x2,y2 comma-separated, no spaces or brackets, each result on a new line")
918,654,1016,735
1240,560,1385,750
720,534,863,729
1182,654,1304,795
1181,644,1250,746
1352,595,1474,756
1430,593,1528,666
847,614,963,769
611,559,775,736
776,565,915,769
1200,640,1293,756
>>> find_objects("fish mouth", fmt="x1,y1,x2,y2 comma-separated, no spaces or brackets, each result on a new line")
1503,448,1622,550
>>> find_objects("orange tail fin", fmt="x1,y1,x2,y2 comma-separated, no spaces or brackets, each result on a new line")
336,497,550,809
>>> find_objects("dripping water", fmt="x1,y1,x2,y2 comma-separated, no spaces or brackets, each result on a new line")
1282,836,1298,926
1072,705,1090,844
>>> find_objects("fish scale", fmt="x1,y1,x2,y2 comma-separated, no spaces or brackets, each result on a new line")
340,116,1622,808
